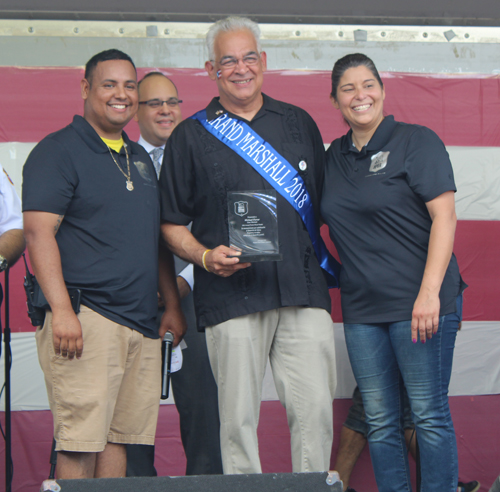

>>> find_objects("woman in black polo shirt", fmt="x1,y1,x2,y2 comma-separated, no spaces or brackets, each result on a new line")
321,53,466,492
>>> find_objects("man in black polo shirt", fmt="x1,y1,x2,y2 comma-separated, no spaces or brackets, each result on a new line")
160,17,336,474
22,49,184,479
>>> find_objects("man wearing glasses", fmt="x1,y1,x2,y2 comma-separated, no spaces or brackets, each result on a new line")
135,73,183,176
126,72,222,477
160,17,337,475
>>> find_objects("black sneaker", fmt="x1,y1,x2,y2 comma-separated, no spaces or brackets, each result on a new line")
458,481,480,492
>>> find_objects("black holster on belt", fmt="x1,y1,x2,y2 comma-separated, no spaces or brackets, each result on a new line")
22,254,81,327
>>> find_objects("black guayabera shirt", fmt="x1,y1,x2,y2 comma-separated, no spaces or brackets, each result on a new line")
160,95,331,330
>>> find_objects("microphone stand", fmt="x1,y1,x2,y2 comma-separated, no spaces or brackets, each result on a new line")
3,268,13,492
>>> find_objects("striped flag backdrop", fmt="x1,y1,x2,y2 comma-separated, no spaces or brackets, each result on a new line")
0,63,499,491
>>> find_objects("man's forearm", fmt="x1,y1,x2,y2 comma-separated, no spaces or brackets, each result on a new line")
27,234,73,313
161,221,251,278
158,240,187,343
158,240,182,310
161,222,207,268
24,214,73,314
0,228,25,267
24,215,83,357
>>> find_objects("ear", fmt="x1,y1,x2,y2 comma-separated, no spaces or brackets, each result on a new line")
81,78,90,101
330,94,340,110
133,112,139,122
205,60,217,81
382,85,386,101
260,51,267,72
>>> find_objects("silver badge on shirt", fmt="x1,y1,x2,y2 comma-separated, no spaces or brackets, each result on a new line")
134,160,154,183
369,151,390,173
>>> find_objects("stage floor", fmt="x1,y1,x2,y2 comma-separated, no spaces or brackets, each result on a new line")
1,395,498,492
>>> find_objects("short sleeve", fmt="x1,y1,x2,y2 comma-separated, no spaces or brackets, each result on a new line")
22,137,78,215
159,122,196,225
0,164,23,235
404,126,456,203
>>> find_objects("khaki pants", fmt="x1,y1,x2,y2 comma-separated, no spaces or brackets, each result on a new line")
206,307,336,474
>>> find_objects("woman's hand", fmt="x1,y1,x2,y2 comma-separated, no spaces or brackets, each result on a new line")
411,290,440,343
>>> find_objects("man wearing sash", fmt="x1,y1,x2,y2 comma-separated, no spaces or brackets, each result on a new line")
160,17,337,475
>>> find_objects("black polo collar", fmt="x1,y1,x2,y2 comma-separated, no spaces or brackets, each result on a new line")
205,93,285,123
341,115,397,156
70,115,136,155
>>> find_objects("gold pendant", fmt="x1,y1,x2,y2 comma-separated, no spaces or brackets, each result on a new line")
126,180,134,191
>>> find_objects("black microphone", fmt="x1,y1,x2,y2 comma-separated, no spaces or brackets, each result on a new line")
161,331,174,399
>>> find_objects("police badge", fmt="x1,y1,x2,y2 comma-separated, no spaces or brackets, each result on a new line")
133,160,154,182
369,151,390,173
234,201,248,217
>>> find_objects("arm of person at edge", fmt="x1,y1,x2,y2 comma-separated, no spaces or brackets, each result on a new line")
176,276,191,299
161,221,251,277
23,211,83,359
411,190,457,343
158,240,187,346
0,228,25,266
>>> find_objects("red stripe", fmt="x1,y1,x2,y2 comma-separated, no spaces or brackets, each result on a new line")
323,220,500,323
3,396,499,490
454,220,500,321
1,67,499,146
5,221,498,335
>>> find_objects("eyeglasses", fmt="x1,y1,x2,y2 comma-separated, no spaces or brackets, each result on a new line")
138,98,183,109
215,53,261,70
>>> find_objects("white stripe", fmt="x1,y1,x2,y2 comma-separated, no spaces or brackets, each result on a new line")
323,142,500,221
5,142,500,220
450,146,500,221
3,321,498,411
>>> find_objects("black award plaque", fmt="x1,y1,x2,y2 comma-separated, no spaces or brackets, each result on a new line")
227,190,282,262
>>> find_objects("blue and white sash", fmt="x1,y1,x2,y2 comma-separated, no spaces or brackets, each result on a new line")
191,109,340,288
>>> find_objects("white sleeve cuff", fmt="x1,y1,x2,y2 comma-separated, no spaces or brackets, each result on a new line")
178,263,194,291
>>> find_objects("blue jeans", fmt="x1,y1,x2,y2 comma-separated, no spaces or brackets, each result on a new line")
344,385,414,439
344,296,462,492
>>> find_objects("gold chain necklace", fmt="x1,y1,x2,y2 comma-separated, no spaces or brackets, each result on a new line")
106,143,134,191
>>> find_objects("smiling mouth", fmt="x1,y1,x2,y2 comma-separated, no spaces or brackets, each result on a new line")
352,104,372,112
109,104,128,109
232,79,252,84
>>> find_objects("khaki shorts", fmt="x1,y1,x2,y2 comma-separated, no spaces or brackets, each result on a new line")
36,305,161,453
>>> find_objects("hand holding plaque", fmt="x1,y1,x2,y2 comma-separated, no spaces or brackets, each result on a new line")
227,190,282,262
